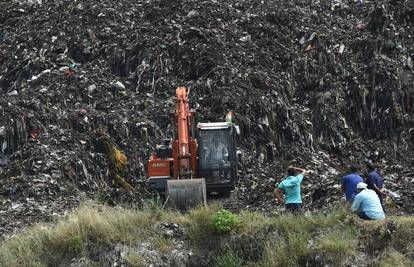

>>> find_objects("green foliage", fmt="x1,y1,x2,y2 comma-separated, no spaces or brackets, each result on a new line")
214,249,244,267
212,209,240,233
67,235,83,254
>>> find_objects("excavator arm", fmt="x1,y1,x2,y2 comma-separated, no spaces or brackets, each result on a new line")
148,87,206,209
168,87,206,209
175,87,191,177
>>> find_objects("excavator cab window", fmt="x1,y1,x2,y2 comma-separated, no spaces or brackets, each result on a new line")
197,126,237,188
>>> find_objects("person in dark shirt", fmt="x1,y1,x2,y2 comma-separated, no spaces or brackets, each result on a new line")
342,164,364,202
366,162,386,204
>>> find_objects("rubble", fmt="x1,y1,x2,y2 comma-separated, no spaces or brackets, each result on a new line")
0,0,413,240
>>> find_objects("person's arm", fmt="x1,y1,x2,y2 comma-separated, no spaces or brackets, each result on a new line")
273,188,285,205
289,166,312,180
372,183,386,197
289,166,307,173
341,177,346,194
368,175,386,197
351,194,362,212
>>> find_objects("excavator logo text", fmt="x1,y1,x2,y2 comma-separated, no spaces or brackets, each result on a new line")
152,162,167,168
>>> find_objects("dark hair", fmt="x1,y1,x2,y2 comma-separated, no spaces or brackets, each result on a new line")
366,162,375,171
350,163,359,173
287,168,296,176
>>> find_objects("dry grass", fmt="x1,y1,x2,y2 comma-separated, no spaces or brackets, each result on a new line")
125,251,146,267
0,203,413,267
0,203,159,266
153,236,175,253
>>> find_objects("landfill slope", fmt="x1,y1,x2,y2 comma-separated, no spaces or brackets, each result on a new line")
0,0,413,240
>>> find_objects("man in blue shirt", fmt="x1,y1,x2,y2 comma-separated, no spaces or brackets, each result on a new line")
366,162,386,204
342,164,363,202
351,182,385,220
273,166,308,212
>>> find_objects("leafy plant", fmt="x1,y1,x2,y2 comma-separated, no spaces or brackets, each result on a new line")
212,209,240,233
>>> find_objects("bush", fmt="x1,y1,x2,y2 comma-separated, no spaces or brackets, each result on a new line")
213,209,240,233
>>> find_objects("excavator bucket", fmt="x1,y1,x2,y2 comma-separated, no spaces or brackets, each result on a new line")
166,178,207,209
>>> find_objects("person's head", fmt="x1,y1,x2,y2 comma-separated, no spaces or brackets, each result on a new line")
366,161,375,171
287,167,296,176
357,182,367,192
350,163,359,173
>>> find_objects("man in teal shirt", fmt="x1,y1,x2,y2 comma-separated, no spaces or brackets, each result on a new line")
351,182,385,220
274,166,308,212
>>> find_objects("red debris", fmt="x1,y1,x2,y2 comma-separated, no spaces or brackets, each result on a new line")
30,128,43,139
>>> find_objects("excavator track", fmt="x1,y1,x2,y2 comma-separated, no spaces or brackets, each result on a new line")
209,189,241,212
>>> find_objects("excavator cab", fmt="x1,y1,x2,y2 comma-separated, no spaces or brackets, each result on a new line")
197,122,238,195
163,122,239,208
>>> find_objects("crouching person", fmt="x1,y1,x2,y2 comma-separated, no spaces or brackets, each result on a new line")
351,182,385,220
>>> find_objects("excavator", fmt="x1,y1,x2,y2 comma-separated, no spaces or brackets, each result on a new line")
147,87,239,208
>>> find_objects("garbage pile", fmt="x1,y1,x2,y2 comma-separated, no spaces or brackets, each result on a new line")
1,0,413,239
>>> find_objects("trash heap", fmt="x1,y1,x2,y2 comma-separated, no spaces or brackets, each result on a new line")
0,0,413,239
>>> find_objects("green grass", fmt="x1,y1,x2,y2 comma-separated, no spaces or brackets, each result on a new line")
67,235,83,254
0,203,413,266
238,210,271,234
375,248,413,267
315,228,357,263
261,232,310,267
186,203,220,246
214,248,244,267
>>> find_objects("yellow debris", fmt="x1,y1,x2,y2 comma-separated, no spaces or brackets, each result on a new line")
96,132,133,192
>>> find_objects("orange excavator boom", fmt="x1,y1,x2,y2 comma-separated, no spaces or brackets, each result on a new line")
147,87,205,208
175,87,191,177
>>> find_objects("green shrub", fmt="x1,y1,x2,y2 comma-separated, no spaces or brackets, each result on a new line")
213,209,240,233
